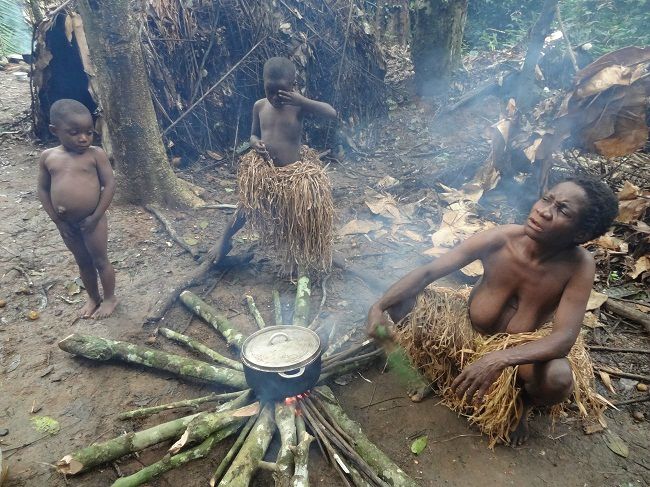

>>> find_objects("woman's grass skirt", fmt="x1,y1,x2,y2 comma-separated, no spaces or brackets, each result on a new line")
396,286,606,447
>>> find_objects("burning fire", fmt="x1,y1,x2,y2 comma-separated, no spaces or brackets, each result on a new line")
284,391,310,406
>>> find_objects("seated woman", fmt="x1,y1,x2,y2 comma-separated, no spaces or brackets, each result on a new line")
367,176,618,446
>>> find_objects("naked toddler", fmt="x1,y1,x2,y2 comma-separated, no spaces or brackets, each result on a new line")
37,99,118,318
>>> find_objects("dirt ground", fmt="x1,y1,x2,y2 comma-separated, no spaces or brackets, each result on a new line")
1,69,649,487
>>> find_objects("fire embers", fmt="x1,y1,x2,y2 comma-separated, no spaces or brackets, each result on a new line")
284,391,311,407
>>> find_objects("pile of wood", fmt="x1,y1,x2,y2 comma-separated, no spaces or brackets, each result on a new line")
56,275,415,486
32,0,388,158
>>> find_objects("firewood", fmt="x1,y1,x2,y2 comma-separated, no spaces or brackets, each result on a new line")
145,204,200,259
245,294,267,329
293,272,311,326
111,423,242,487
273,289,284,325
274,402,297,487
315,387,419,487
290,415,314,487
180,291,247,349
604,299,650,334
58,334,246,389
159,327,243,370
169,399,258,454
57,393,246,475
217,404,276,486
209,415,258,487
118,391,247,420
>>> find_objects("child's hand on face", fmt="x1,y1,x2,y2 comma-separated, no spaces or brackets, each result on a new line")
251,139,267,153
277,90,306,107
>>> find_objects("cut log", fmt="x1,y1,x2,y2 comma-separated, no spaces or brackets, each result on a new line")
218,404,276,486
180,291,247,349
58,334,247,389
293,273,311,327
273,289,284,325
290,415,313,487
118,390,247,420
315,387,419,487
246,294,267,329
145,204,200,259
209,415,258,487
274,402,297,487
604,299,650,334
111,422,242,487
169,400,258,454
159,327,243,370
57,392,248,475
146,250,253,324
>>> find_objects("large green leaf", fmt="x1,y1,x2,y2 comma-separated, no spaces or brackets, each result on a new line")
0,0,31,57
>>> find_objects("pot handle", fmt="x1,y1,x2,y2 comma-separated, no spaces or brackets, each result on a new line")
278,367,305,378
268,332,290,345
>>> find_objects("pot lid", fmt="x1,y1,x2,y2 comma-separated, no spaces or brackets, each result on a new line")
241,325,321,372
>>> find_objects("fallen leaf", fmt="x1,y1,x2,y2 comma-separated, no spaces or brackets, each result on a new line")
604,431,629,458
6,355,21,373
460,260,484,278
629,255,650,279
184,236,199,246
27,310,40,320
586,290,608,311
592,235,628,253
66,281,81,296
618,181,640,200
0,299,6,308
206,150,224,161
30,416,60,436
582,312,603,329
339,220,383,236
199,220,209,230
365,194,404,221
377,176,399,189
410,435,428,455
583,420,604,435
402,229,424,242
598,370,617,395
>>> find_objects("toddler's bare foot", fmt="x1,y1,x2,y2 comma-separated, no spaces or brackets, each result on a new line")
92,296,118,319
80,299,100,318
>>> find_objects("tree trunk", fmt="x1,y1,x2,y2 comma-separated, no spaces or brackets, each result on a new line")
76,0,200,207
411,0,468,96
375,0,410,46
514,0,559,110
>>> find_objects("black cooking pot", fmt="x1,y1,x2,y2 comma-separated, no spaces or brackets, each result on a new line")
240,325,322,402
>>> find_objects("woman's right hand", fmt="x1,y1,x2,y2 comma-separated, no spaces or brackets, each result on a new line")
366,304,395,340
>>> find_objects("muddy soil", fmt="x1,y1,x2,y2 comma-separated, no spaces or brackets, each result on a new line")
1,70,648,487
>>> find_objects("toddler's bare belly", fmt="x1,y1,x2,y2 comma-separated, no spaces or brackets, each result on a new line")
50,179,101,222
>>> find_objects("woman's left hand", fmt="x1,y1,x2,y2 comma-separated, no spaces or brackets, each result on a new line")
451,351,508,404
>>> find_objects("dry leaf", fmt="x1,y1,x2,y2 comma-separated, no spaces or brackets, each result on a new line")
206,150,224,161
402,229,424,242
604,431,629,458
339,219,382,236
592,235,628,253
582,312,603,329
618,181,639,200
586,290,608,311
598,370,617,395
460,260,484,278
629,255,650,279
365,194,404,221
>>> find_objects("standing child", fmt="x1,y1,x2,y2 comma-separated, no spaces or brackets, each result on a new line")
214,57,338,273
37,99,118,318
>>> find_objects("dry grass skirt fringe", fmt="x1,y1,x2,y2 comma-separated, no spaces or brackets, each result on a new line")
396,286,606,447
237,147,334,273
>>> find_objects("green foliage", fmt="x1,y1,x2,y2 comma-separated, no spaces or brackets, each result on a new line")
0,0,31,57
465,0,650,55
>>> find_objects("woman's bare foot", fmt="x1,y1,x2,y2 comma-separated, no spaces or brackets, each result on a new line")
92,295,118,319
79,299,100,318
408,382,434,402
510,408,532,446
